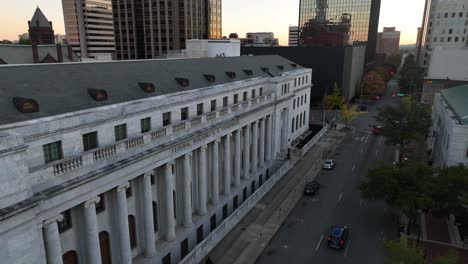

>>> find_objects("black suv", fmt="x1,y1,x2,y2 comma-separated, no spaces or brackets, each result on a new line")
327,225,349,249
303,181,320,196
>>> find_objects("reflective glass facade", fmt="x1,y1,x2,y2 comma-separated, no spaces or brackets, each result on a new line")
207,0,222,39
298,0,381,62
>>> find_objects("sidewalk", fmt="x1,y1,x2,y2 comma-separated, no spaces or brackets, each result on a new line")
204,130,345,264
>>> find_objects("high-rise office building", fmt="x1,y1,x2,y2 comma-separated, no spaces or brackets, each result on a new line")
289,26,299,46
298,0,381,62
62,0,115,59
376,27,401,56
113,0,220,60
417,0,468,70
28,7,55,45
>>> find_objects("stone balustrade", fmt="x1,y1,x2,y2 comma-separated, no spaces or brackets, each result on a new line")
35,93,273,178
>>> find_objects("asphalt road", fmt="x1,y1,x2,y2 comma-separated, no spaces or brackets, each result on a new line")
256,81,400,264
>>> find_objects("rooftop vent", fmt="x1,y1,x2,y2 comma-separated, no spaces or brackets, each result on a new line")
0,58,6,64
13,97,39,113
276,65,284,70
139,82,155,93
290,63,297,68
261,67,270,73
88,88,108,102
226,71,236,79
204,74,216,82
175,78,189,87
243,69,253,76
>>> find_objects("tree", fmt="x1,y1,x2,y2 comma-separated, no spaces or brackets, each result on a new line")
339,104,359,128
399,54,424,96
375,97,431,159
18,39,30,45
324,82,345,110
359,164,433,231
362,70,385,97
432,250,459,264
386,53,403,69
384,236,424,264
427,165,468,218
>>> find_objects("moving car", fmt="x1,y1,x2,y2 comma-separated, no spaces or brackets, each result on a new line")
303,180,320,196
322,159,336,170
327,225,349,249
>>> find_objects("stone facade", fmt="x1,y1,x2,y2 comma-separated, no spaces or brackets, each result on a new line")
0,60,311,264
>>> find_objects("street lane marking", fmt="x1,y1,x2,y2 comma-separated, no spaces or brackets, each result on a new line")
361,136,365,142
315,235,324,251
364,134,369,144
344,240,351,257
338,192,343,201
378,136,382,145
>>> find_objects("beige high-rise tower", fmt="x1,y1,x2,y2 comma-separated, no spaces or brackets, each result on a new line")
62,0,115,59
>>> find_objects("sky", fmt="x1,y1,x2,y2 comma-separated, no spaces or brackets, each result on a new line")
1,0,425,45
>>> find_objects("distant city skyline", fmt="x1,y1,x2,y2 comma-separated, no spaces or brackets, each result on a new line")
1,0,424,45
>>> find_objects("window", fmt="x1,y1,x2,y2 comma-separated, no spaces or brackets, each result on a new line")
306,76,308,83
196,225,204,244
294,78,297,87
223,96,228,107
210,214,217,231
448,37,452,42
233,196,238,210
296,117,299,130
259,87,263,96
305,94,307,104
96,194,105,213
291,117,295,133
197,103,204,116
128,215,137,248
82,132,98,151
43,141,63,164
444,13,448,18
222,204,228,220
243,91,248,101
58,209,72,233
162,254,171,264
251,180,256,193
451,12,455,18
243,188,247,202
293,99,296,109
449,29,453,34
181,107,189,121
152,201,158,232
251,89,256,99
233,94,239,104
459,12,463,17
114,124,127,141
140,117,151,133
301,96,304,105
433,37,438,42
181,239,189,258
210,100,217,112
163,112,171,126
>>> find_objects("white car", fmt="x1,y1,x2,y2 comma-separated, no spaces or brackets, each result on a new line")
323,159,336,170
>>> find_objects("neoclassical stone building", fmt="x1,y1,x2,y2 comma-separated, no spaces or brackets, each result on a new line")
0,55,311,264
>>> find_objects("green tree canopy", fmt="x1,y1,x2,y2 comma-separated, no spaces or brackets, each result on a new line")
375,97,431,149
340,104,360,128
399,54,424,95
324,82,345,110
432,250,459,264
384,236,424,264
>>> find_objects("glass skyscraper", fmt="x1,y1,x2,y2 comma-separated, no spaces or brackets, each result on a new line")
298,0,381,62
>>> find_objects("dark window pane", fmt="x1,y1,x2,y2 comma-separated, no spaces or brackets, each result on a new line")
96,194,105,214
141,117,151,133
163,112,171,126
114,124,127,141
83,132,98,151
181,107,189,121
210,100,217,112
197,103,204,116
43,141,63,163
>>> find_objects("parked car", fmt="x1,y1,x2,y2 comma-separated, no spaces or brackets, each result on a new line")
372,125,382,135
327,225,349,249
303,180,320,196
322,159,336,170
358,104,368,112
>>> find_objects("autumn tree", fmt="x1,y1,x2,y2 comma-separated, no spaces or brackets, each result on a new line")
339,104,360,128
362,71,385,97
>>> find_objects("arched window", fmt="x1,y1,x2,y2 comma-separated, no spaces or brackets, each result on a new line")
62,250,78,264
99,231,112,264
128,215,137,249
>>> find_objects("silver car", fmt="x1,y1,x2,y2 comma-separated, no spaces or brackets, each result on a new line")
322,159,336,170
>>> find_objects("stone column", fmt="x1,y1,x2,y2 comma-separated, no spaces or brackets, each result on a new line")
141,173,156,257
83,196,102,264
242,124,251,179
251,120,258,174
43,215,64,264
223,133,231,195
265,115,272,162
164,162,176,241
259,118,265,169
198,146,208,216
116,183,132,264
234,129,241,187
211,139,220,205
182,153,193,227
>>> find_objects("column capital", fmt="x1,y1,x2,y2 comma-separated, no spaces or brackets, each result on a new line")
225,132,232,138
184,152,193,160
43,214,63,228
245,124,251,129
166,161,175,168
143,172,152,180
117,182,130,193
200,145,208,151
84,196,101,208
214,138,221,144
